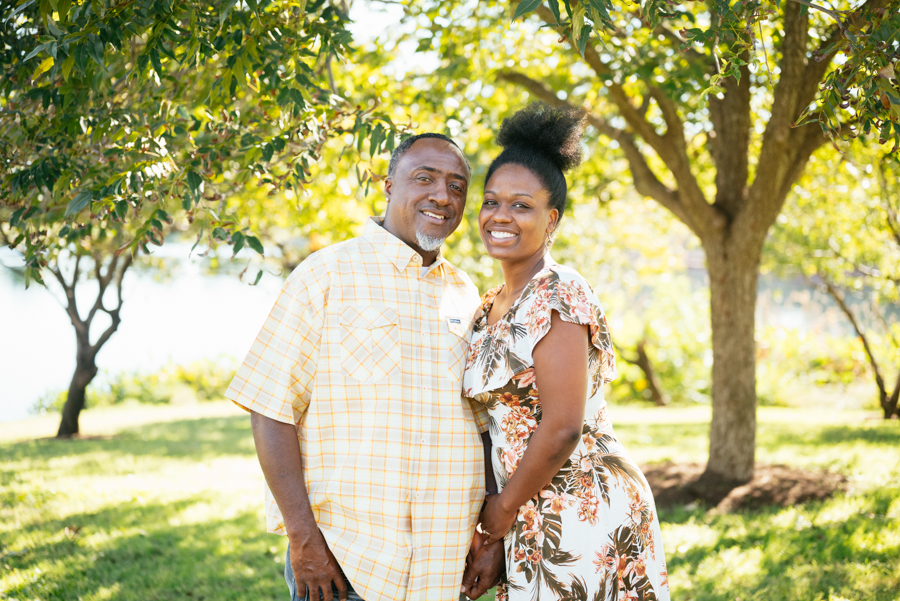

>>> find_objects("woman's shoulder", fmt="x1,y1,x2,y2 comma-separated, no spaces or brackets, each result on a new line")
531,263,598,299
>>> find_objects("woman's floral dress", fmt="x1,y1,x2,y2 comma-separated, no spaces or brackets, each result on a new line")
462,264,669,601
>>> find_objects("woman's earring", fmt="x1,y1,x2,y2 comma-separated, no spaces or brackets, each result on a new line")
544,229,555,252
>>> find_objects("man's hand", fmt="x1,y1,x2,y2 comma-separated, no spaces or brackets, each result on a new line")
460,532,505,600
289,530,348,601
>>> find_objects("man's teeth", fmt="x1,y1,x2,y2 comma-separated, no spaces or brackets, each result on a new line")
423,211,447,220
491,231,516,239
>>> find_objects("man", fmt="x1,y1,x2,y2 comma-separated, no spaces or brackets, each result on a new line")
226,133,504,601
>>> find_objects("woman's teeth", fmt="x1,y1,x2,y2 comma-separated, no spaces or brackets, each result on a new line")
491,231,515,239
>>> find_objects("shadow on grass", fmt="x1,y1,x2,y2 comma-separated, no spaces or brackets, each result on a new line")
661,487,900,600
4,496,288,601
1,415,255,464
763,423,900,448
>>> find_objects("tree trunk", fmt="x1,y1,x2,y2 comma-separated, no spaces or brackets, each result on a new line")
885,371,900,419
703,237,761,484
633,340,668,406
617,340,669,406
51,252,132,438
57,353,99,438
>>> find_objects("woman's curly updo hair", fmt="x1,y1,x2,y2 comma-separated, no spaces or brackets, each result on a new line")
485,102,587,226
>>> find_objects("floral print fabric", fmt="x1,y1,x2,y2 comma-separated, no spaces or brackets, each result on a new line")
462,264,670,601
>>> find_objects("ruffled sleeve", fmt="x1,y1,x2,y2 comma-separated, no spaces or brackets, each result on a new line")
515,266,617,395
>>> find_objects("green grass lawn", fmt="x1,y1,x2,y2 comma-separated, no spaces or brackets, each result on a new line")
1,402,898,601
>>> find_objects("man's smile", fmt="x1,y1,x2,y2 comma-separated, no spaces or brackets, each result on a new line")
421,209,450,223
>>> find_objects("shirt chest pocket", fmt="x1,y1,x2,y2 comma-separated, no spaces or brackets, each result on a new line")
339,305,401,382
446,317,469,382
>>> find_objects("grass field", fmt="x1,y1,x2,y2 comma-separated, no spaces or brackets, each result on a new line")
1,401,898,601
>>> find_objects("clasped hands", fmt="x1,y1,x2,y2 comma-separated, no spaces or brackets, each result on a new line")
460,494,517,599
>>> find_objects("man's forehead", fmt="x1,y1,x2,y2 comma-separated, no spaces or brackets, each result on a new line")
399,138,470,180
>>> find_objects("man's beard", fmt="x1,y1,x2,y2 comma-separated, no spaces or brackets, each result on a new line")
416,231,445,252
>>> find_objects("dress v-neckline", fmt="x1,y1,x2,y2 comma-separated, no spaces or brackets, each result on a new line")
482,264,555,328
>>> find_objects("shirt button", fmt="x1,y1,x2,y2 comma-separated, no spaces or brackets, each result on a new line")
412,255,420,263
420,437,427,444
415,492,421,499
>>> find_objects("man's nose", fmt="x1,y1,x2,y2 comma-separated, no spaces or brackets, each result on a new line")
429,180,451,204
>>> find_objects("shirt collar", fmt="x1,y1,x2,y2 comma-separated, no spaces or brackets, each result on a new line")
362,217,446,275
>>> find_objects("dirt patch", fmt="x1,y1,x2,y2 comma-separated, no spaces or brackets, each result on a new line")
643,462,847,512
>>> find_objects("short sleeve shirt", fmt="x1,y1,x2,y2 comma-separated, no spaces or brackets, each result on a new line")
226,218,488,601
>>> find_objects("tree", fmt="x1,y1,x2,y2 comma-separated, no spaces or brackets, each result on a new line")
387,0,898,482
1,0,403,435
1,0,402,281
767,146,900,418
48,242,134,437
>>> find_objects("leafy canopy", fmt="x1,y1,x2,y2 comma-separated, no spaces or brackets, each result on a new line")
1,0,403,285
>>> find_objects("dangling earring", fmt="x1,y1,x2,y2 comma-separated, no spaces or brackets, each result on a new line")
544,228,556,253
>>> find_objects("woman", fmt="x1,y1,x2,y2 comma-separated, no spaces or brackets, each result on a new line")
462,102,670,601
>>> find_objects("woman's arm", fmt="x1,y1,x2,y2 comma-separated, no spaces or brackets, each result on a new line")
478,310,590,545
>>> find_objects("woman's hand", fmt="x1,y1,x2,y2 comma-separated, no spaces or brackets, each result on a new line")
478,493,518,546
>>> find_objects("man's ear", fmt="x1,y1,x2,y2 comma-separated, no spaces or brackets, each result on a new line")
384,177,393,203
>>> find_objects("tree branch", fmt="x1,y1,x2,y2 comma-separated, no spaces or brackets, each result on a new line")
90,253,132,355
819,277,887,399
530,6,722,239
86,254,119,325
496,70,695,230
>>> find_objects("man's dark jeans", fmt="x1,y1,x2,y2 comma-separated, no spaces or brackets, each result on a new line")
284,544,365,601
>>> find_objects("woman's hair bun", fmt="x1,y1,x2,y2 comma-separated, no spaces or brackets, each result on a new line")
496,102,586,172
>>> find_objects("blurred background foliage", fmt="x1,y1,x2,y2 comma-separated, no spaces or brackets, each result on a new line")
4,1,899,466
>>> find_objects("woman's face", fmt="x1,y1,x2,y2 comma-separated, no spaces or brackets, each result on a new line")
479,163,558,263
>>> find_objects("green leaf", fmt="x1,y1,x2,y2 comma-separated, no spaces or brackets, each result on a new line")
57,0,70,21
9,208,26,228
150,47,162,75
252,269,264,285
246,235,264,255
232,231,244,255
24,43,48,62
571,3,586,48
86,36,104,65
547,0,561,23
61,52,74,80
261,143,274,162
31,56,54,81
219,0,237,27
512,0,542,20
186,170,203,198
577,23,590,58
74,43,87,75
65,190,93,216
46,15,64,37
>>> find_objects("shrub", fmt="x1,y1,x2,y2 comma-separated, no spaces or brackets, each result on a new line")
31,357,238,414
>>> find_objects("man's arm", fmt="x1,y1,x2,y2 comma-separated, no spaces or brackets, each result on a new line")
459,431,505,600
251,412,348,601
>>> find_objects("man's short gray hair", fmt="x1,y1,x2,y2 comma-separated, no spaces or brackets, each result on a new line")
387,133,471,179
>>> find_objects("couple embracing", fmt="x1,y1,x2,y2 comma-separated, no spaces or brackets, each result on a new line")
226,102,670,601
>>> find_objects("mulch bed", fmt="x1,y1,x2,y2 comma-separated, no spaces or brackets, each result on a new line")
643,462,847,512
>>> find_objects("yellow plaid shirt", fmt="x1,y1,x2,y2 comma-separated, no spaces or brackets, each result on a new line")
226,218,489,601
